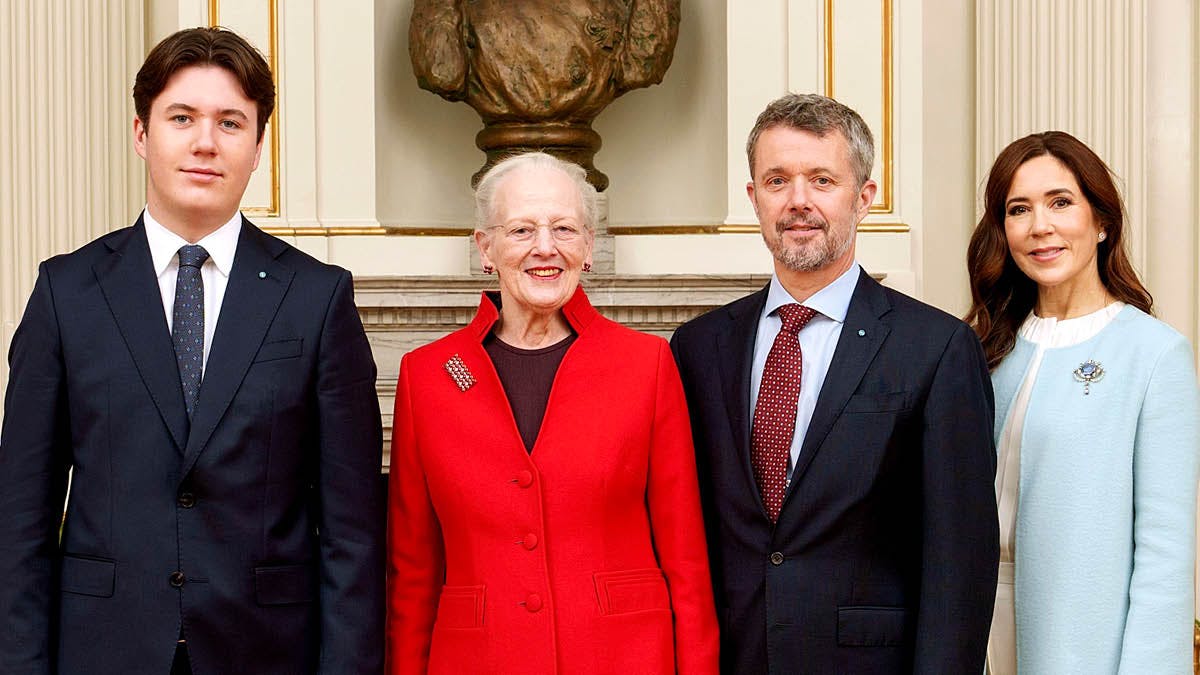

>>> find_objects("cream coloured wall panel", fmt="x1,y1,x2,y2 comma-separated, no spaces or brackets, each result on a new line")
614,234,771,276
207,0,277,216
829,0,887,211
918,0,974,316
374,0,488,232
595,0,727,228
726,0,789,226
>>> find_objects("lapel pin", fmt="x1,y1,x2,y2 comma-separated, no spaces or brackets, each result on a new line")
444,354,476,392
1073,359,1105,395
258,271,268,279
857,329,866,337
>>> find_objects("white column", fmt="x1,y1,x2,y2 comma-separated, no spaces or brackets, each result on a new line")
0,0,145,418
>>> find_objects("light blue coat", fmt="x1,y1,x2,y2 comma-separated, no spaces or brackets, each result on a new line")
991,306,1199,674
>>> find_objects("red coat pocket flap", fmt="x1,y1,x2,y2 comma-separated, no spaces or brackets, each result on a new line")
436,585,486,629
593,569,670,615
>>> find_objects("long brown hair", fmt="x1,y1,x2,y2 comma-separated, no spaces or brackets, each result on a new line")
966,131,1152,369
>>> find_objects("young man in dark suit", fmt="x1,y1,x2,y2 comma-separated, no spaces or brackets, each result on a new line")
0,27,384,674
671,93,998,674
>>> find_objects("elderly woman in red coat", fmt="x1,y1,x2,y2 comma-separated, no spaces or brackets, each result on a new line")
386,152,719,674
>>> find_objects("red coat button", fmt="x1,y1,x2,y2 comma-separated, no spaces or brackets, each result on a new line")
524,593,543,612
521,533,538,550
515,470,534,488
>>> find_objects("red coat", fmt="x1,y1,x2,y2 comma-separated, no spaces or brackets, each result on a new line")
387,287,719,674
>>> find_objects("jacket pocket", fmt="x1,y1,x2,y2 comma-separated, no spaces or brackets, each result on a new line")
837,605,911,646
593,568,671,615
254,563,316,606
843,390,913,413
435,585,486,630
60,555,115,597
253,338,303,363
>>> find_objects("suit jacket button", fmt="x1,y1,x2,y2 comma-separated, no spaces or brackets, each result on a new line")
515,470,534,488
521,533,539,550
169,571,186,587
769,552,784,566
177,492,196,508
524,593,543,612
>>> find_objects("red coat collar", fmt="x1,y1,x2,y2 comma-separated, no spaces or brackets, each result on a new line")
467,285,599,340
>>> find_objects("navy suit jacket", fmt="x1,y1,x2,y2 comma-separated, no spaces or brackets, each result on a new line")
0,217,385,674
671,269,999,674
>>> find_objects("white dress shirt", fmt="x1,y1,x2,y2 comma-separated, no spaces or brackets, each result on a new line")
142,208,242,375
750,262,861,480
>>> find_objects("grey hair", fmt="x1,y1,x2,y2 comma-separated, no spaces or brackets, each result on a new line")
745,93,875,187
473,152,599,232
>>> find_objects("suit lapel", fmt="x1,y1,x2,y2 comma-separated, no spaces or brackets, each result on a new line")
94,218,190,452
717,286,769,513
183,220,293,472
789,270,891,488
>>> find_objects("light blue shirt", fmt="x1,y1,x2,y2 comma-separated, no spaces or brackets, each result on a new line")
750,262,860,480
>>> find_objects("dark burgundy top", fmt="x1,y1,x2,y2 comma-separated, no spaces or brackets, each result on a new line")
484,331,576,453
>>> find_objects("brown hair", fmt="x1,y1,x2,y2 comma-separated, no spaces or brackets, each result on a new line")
966,131,1152,369
133,27,275,142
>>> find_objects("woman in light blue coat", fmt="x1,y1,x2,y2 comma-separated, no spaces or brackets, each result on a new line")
966,131,1199,674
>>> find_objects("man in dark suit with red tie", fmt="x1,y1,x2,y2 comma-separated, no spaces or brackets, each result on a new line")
671,93,998,673
0,27,384,674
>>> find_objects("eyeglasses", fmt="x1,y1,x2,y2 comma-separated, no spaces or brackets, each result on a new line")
490,222,585,243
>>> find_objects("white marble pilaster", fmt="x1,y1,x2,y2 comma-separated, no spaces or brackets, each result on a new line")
0,1,145,418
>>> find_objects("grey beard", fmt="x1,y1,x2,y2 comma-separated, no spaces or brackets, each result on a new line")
765,213,854,272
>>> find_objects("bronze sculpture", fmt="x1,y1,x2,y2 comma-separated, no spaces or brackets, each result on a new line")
409,0,681,190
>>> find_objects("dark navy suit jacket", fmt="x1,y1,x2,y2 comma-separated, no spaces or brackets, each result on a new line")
671,269,999,674
0,217,385,674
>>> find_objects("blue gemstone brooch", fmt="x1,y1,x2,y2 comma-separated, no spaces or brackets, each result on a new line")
443,354,476,392
1072,359,1105,395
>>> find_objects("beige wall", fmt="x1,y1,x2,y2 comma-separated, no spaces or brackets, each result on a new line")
920,0,975,316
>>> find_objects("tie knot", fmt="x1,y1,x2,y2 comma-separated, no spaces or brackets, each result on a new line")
777,304,817,334
178,245,210,269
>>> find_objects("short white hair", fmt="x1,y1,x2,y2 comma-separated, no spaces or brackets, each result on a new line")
473,152,599,232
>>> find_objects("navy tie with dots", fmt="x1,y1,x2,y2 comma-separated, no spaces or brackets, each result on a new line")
173,244,209,417
751,303,817,522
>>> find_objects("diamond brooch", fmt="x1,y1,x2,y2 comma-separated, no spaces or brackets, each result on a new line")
1072,359,1105,395
443,354,476,392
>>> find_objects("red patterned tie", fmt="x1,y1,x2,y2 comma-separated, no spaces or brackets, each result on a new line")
751,303,817,522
